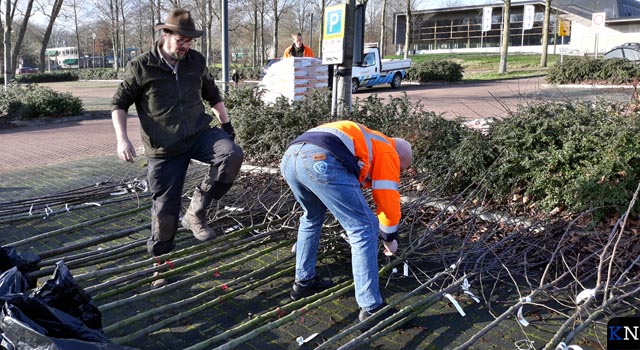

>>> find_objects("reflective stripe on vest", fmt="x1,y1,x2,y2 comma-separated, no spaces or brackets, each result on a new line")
310,123,391,185
380,223,398,233
372,180,398,191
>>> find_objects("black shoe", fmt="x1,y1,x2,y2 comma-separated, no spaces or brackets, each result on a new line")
290,276,334,301
358,302,390,323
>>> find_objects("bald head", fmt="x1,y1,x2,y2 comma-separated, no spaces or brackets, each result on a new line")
393,138,413,170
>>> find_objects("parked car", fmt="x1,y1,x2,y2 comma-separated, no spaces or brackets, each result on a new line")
15,67,38,74
603,42,640,63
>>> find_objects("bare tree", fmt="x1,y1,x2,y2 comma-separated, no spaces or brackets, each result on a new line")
269,0,295,59
540,0,551,67
378,0,386,56
68,0,83,70
403,0,410,59
11,0,36,73
3,0,13,86
37,0,65,76
498,0,510,74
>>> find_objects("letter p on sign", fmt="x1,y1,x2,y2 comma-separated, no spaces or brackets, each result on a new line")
324,4,345,39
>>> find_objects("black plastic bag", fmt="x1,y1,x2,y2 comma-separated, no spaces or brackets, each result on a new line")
0,294,110,344
0,308,128,350
31,261,102,330
0,268,28,298
0,246,40,274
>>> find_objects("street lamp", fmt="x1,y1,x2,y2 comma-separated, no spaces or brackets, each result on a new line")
92,32,96,68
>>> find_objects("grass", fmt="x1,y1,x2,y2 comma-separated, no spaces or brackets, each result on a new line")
387,52,561,81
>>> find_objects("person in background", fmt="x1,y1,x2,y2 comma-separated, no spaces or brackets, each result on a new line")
111,8,244,289
231,69,240,87
280,120,413,322
283,32,315,58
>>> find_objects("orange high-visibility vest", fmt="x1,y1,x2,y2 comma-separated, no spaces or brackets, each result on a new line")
308,121,401,238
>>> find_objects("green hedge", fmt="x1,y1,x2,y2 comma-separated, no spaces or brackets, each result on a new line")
226,87,640,218
406,60,464,82
0,84,83,119
546,56,639,84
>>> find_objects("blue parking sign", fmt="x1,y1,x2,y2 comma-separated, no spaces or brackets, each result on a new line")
324,4,345,39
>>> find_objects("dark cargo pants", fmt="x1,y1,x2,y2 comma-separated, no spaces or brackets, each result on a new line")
146,127,244,256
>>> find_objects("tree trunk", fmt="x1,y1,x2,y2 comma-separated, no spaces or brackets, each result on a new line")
272,0,278,58
498,0,510,74
540,0,551,67
252,1,258,69
72,0,82,71
260,0,265,65
318,0,324,56
379,0,386,57
38,0,64,77
4,0,12,87
403,0,410,59
11,0,34,73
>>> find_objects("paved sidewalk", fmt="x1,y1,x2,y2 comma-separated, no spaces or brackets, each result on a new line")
0,117,142,175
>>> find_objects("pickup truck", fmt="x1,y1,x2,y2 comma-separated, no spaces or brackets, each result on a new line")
351,46,411,93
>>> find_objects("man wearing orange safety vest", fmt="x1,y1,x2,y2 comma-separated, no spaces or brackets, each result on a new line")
280,120,413,322
282,32,315,58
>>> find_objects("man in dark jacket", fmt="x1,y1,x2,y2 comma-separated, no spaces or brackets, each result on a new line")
111,8,244,288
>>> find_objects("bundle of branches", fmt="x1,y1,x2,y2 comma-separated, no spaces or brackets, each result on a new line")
1,162,638,350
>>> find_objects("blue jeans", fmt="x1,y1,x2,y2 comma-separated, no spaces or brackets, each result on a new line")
280,143,383,311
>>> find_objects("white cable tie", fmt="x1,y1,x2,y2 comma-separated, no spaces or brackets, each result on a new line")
223,206,244,212
224,224,242,233
29,204,34,216
291,243,296,253
296,332,318,346
340,232,350,244
444,293,466,317
517,297,532,327
555,342,582,350
403,261,409,277
575,288,596,304
462,278,471,291
65,204,70,212
461,278,480,303
515,339,535,350
84,202,102,207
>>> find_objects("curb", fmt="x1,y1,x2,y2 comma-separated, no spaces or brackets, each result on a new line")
10,113,108,127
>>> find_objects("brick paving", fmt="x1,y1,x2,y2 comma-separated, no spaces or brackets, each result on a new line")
0,78,625,350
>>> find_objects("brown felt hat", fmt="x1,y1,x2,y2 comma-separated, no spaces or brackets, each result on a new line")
155,8,203,38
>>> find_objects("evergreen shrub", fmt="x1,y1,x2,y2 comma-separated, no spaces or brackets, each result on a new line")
0,84,83,119
406,60,464,82
546,56,639,84
226,86,640,218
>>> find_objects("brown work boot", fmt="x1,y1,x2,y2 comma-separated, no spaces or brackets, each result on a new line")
150,262,168,289
181,186,218,241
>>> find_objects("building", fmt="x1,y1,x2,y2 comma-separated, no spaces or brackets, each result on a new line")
395,0,640,55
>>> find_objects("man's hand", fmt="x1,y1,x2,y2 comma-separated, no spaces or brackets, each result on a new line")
383,239,398,256
117,139,136,162
221,122,236,141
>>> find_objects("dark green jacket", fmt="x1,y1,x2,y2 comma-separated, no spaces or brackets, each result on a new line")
111,45,223,158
